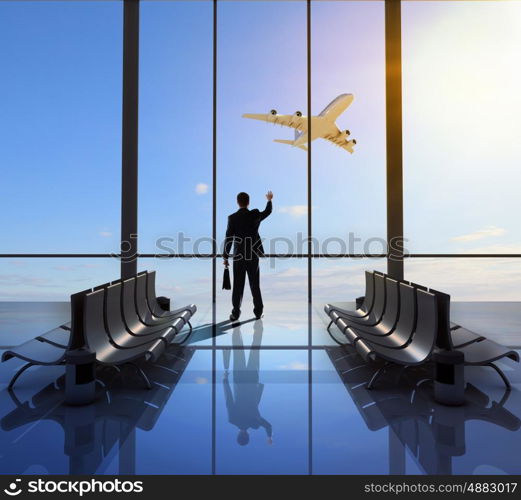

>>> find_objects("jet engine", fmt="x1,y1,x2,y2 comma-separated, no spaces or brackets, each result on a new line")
295,111,302,117
270,109,277,115
344,129,350,136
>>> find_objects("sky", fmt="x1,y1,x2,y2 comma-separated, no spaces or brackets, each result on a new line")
1,0,521,301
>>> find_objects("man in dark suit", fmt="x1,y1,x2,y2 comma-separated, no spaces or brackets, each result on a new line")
224,190,273,321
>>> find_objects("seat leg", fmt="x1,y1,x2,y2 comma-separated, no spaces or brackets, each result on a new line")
124,363,152,390
410,378,433,404
367,363,390,390
327,325,347,345
486,362,511,390
179,320,194,345
103,365,121,374
8,362,36,391
326,320,333,332
178,329,193,345
95,378,107,389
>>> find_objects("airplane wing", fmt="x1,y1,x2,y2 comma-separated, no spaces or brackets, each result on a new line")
242,113,308,132
339,141,355,154
323,133,355,154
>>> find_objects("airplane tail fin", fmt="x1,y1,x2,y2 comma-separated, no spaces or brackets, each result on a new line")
274,139,307,151
274,139,294,146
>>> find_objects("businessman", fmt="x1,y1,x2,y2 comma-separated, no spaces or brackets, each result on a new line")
224,190,273,321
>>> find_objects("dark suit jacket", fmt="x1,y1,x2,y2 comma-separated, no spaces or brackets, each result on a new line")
224,201,272,260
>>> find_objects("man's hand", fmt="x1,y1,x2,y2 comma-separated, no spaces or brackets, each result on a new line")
223,259,229,267
266,190,273,201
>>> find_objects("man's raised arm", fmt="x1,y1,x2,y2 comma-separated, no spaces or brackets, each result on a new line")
259,190,273,221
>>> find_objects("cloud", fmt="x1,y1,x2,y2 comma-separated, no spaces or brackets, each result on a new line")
0,274,52,287
157,284,183,293
52,263,101,272
279,205,308,217
99,231,112,238
278,361,308,370
195,183,209,195
404,257,521,301
451,226,505,242
276,267,305,278
464,243,521,254
9,260,28,268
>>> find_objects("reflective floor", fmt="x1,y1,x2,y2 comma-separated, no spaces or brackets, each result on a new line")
0,299,520,475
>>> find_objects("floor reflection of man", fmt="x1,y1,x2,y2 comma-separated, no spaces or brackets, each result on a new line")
223,320,273,446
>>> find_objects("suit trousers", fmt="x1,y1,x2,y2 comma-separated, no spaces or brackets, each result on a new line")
232,258,263,318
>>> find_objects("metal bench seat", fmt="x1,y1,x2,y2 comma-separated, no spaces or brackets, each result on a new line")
431,288,519,388
346,282,417,348
2,272,198,390
382,276,481,348
2,339,67,366
145,271,187,320
36,326,71,348
326,273,387,330
450,326,485,348
84,289,165,366
459,339,519,365
390,277,484,348
135,272,196,327
1,289,94,389
121,278,193,338
354,289,438,368
324,270,519,392
324,271,376,320
2,338,68,390
334,277,400,338
104,282,177,347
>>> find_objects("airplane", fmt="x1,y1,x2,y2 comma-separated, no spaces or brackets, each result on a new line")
242,93,356,154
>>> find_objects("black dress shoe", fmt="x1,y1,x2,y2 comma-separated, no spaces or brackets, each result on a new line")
229,314,239,322
254,313,263,320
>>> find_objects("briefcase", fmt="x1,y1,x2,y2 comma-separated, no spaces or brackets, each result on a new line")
222,267,231,290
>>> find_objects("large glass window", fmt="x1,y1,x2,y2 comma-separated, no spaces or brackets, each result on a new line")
216,258,309,346
312,257,387,345
405,257,521,346
312,1,386,253
0,258,120,345
403,1,521,255
138,1,213,254
217,1,307,254
0,1,122,253
405,257,521,302
138,258,212,330
1,0,521,478
0,258,120,302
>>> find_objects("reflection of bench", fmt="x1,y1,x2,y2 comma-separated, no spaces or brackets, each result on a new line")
2,270,196,390
325,271,519,389
327,346,521,475
0,346,194,475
